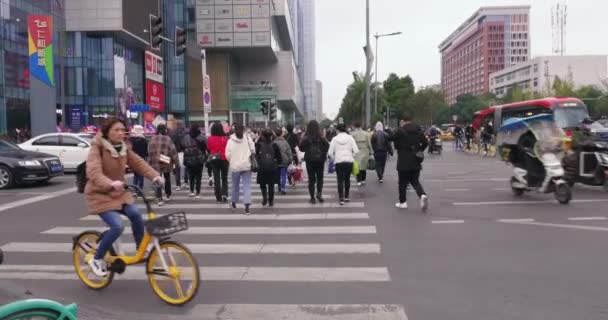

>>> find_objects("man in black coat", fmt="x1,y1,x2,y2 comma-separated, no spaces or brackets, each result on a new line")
391,114,429,211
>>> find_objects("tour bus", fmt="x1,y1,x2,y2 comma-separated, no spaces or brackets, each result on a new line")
472,97,590,133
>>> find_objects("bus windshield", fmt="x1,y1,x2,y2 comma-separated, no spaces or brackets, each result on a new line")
553,106,588,128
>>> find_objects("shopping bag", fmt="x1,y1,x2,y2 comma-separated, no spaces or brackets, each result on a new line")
293,166,303,182
351,161,360,176
328,160,335,174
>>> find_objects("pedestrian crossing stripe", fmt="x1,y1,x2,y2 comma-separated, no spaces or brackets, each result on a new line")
0,265,390,282
41,226,378,235
135,202,365,209
155,194,337,200
1,242,381,254
79,212,370,221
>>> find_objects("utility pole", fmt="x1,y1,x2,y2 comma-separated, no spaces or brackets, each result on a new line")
364,0,371,128
373,32,402,118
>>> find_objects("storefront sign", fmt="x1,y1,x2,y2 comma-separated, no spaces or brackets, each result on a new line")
146,79,164,112
67,106,84,132
27,15,54,87
145,51,163,84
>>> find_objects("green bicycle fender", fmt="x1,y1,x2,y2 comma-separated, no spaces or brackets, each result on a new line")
0,299,77,319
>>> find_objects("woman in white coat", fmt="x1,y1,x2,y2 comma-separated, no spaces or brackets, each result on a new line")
225,123,256,215
327,124,359,205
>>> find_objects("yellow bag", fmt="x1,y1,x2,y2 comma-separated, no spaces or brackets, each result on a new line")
351,161,360,176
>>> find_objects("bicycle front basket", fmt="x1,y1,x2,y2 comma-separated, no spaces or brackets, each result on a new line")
145,212,188,237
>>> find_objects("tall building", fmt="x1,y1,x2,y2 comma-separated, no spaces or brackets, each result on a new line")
490,55,608,98
439,6,531,105
298,0,317,121
0,0,66,135
193,0,305,126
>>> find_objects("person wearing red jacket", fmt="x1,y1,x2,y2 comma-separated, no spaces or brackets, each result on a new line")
207,122,230,202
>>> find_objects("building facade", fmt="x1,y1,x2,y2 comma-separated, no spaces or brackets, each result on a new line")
439,6,531,105
490,55,608,98
0,0,65,136
298,0,316,121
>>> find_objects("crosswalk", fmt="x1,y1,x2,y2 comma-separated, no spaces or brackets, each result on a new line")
0,172,408,319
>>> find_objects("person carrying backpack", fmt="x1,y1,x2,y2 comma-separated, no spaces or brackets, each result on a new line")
182,124,207,198
371,121,393,183
299,120,330,204
255,128,282,207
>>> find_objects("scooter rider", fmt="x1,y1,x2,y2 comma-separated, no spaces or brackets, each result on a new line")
428,125,440,153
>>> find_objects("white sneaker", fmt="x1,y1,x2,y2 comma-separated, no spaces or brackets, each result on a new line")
357,182,362,187
157,200,165,207
195,195,201,200
88,258,108,277
189,193,195,198
421,195,429,212
395,202,408,209
166,196,172,202
176,186,181,191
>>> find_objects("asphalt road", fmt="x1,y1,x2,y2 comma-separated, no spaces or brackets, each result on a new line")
1,146,608,319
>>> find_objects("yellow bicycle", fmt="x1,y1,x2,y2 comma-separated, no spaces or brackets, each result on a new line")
72,185,200,306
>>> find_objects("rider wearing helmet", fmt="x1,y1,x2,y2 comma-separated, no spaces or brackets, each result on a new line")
85,118,164,277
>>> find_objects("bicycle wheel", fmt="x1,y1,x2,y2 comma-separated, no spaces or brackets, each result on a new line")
72,231,115,290
146,241,200,306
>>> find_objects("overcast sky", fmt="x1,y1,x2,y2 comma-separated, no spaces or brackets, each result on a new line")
316,0,608,119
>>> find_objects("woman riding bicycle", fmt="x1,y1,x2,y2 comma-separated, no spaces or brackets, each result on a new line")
85,118,164,277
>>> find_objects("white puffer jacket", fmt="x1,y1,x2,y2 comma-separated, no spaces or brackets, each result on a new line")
328,132,359,164
225,134,256,172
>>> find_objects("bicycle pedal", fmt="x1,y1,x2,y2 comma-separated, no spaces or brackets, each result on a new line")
109,259,126,274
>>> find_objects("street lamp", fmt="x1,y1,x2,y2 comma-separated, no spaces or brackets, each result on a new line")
374,32,402,117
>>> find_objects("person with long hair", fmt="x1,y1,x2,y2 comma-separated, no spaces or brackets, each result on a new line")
182,124,207,198
328,123,359,205
256,128,282,207
207,122,230,202
273,127,293,195
299,120,330,204
226,123,255,215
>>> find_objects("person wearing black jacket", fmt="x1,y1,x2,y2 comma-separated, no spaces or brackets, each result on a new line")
371,121,393,183
285,124,300,186
255,128,282,207
170,120,188,189
129,125,148,190
391,114,429,212
299,120,330,204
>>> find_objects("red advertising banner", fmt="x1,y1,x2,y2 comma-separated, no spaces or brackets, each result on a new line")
146,79,164,112
145,51,163,83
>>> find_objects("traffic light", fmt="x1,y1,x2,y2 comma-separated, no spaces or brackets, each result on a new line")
149,14,163,49
269,103,277,121
260,100,270,115
175,26,186,56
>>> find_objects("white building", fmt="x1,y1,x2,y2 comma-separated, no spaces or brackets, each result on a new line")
490,55,608,98
315,80,323,120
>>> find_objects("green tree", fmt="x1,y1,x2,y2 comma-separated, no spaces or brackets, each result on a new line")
450,93,495,123
405,88,447,125
552,76,576,97
336,73,366,124
383,73,415,120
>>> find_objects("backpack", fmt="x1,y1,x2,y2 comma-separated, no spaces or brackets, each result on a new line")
257,143,277,172
306,140,324,162
76,161,87,193
182,136,205,167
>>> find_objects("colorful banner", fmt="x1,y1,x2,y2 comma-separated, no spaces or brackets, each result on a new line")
27,15,54,87
146,79,164,112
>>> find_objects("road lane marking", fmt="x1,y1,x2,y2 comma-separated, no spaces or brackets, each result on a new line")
453,199,608,206
431,220,465,224
500,221,608,232
1,242,381,254
160,194,336,200
0,265,390,282
425,178,509,182
0,187,75,213
497,219,535,223
185,304,408,320
567,217,607,221
80,212,370,221
444,189,471,192
136,202,365,209
492,188,511,191
42,226,378,235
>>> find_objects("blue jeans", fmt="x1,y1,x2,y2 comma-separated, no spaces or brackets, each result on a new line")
94,203,144,260
132,174,144,189
231,171,252,205
279,167,288,192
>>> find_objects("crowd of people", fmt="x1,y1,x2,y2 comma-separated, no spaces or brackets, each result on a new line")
82,114,432,276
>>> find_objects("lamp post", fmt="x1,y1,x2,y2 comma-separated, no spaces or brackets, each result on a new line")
374,32,402,117
364,0,371,128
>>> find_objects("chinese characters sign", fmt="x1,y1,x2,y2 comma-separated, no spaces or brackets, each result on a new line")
27,15,54,87
145,51,164,112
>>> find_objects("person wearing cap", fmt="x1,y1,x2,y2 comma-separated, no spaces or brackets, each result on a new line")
129,125,148,190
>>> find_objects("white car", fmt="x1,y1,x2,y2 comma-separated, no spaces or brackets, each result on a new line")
19,133,91,171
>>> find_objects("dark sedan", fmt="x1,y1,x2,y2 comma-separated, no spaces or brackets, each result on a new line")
0,140,64,189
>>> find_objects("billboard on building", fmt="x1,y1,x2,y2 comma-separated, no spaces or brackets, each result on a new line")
27,15,54,87
145,51,164,112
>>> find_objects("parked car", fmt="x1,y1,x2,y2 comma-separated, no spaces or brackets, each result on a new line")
0,140,64,189
19,133,90,171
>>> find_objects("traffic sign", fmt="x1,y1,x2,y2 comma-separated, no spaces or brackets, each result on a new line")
130,104,150,112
